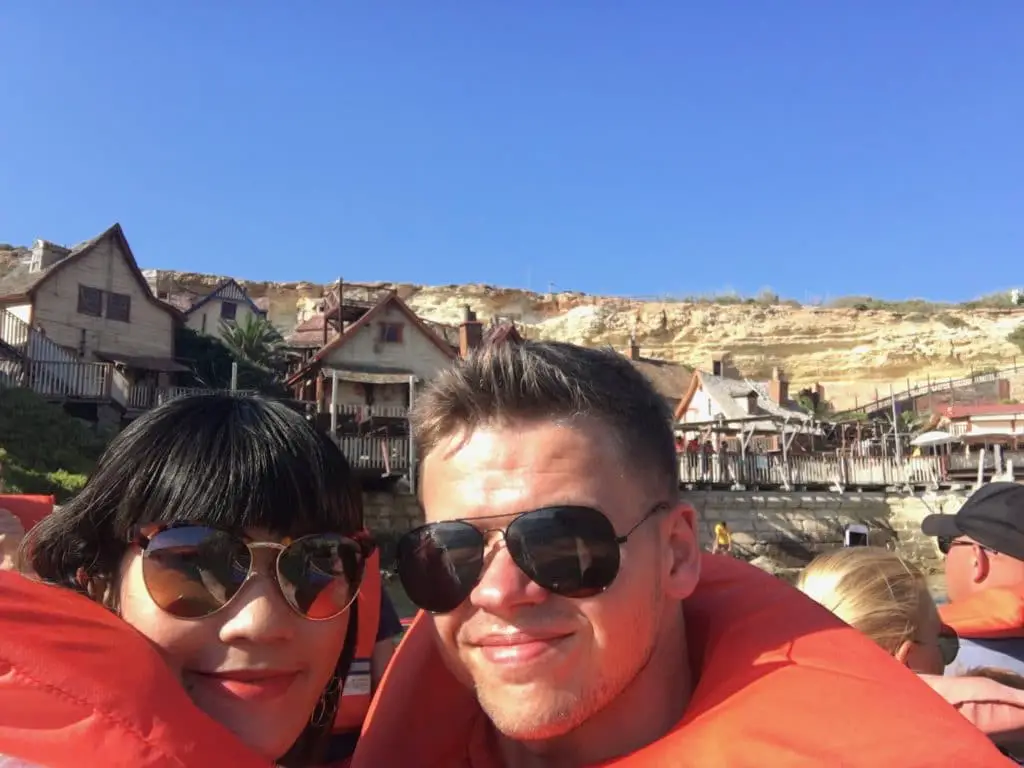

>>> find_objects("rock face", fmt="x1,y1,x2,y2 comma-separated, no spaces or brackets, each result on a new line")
24,261,1024,409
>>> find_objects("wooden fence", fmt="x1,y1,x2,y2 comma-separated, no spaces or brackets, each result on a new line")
336,435,411,473
679,453,944,489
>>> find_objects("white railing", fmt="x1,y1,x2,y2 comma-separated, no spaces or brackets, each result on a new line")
109,367,130,408
0,308,29,351
156,386,257,406
679,453,944,489
336,435,411,471
337,404,409,420
26,361,111,400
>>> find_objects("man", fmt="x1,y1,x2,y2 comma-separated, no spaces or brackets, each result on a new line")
923,482,1024,675
353,341,1006,767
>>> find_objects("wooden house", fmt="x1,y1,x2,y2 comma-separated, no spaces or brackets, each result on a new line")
163,278,267,338
0,223,186,421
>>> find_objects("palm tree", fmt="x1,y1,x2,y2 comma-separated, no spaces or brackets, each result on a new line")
219,315,285,370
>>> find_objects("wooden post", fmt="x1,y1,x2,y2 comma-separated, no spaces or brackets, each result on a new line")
407,374,417,491
230,362,238,392
330,370,339,436
337,277,344,337
891,383,902,462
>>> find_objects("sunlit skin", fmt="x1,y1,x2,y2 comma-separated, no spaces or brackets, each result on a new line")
945,536,1024,604
117,528,349,761
420,419,701,767
894,584,946,675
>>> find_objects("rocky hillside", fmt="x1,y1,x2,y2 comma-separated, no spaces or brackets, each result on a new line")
147,270,1024,409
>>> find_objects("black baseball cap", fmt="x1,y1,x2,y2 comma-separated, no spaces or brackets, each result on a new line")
921,482,1024,561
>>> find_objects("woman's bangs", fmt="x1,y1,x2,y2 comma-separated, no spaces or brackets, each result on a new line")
112,395,360,538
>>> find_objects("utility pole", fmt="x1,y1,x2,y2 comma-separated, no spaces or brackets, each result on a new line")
336,276,344,337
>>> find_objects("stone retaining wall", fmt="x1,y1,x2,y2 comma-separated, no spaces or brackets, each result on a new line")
683,490,970,572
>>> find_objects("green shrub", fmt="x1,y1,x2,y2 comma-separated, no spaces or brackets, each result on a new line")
0,387,106,500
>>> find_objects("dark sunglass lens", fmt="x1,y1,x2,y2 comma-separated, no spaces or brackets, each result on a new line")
507,506,621,598
143,527,250,619
397,522,484,614
278,534,362,620
937,537,951,555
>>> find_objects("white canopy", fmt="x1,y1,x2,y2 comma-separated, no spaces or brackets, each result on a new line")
910,430,955,447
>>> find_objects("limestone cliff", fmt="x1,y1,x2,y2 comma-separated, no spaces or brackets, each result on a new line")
144,270,1024,408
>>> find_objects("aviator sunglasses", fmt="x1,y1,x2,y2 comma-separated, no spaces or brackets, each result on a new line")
396,503,668,614
131,523,375,620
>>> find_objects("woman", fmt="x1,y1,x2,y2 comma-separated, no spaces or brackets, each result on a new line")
795,547,954,674
11,394,373,767
797,547,1024,756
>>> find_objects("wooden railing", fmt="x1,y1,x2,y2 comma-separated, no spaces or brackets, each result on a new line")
836,362,1021,418
0,308,29,352
26,361,113,402
336,404,409,420
679,453,944,489
336,435,411,472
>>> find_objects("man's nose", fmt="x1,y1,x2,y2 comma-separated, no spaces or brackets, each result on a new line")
468,539,549,614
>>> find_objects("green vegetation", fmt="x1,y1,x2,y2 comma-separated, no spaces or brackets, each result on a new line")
1008,324,1024,355
0,387,108,500
218,315,286,369
649,288,1022,313
174,326,289,397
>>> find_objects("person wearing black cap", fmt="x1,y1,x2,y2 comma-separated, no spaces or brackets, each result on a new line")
922,481,1024,675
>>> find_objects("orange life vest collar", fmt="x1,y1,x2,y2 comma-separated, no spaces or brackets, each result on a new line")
354,556,1007,767
940,585,1024,640
0,571,272,767
334,548,382,732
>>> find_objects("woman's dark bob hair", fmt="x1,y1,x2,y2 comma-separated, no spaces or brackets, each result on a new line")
25,393,364,586
21,393,365,767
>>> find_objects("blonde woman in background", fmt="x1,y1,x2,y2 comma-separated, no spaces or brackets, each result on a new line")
798,547,1024,758
796,547,955,674
0,509,25,572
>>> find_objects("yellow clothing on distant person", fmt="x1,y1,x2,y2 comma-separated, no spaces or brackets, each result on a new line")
714,522,731,548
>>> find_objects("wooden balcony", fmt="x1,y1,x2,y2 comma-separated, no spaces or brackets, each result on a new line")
126,384,255,411
336,435,411,474
25,361,130,408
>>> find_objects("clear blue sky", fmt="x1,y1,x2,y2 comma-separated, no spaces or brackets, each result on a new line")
1,2,1021,302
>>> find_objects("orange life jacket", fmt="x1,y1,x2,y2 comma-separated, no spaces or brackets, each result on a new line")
940,586,1024,640
353,555,1009,768
333,549,382,733
0,494,54,531
0,570,273,768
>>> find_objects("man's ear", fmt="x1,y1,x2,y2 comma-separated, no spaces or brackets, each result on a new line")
972,544,990,584
664,502,700,601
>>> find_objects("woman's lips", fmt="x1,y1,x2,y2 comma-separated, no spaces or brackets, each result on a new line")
190,670,300,703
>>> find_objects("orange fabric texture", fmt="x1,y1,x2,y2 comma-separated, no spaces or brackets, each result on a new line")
334,548,382,731
940,586,1024,640
354,555,1011,768
0,495,53,532
0,571,273,768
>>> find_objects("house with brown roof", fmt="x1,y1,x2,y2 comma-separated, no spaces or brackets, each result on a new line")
161,278,267,337
0,224,185,419
286,290,457,426
674,353,821,452
621,335,692,417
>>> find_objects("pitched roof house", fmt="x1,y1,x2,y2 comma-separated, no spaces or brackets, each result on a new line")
162,279,267,337
0,223,181,370
674,353,817,436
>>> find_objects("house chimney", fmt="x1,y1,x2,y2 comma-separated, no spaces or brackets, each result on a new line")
628,333,640,361
459,305,484,358
769,367,789,405
29,239,70,273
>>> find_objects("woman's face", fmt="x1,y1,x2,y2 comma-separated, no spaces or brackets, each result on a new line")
117,527,349,761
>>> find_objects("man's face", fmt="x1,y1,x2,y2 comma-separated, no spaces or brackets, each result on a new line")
419,419,699,741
